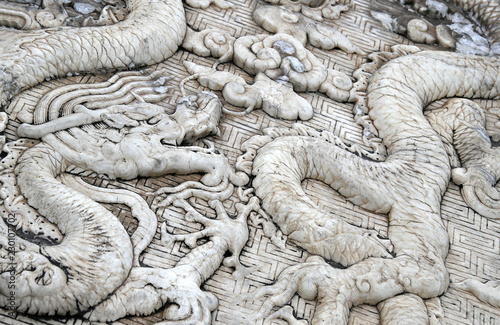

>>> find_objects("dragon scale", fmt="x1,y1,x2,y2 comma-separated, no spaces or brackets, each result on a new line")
0,0,186,107
247,50,500,322
253,52,499,265
10,142,134,314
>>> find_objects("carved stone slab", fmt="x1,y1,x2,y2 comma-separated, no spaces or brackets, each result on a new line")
0,0,499,324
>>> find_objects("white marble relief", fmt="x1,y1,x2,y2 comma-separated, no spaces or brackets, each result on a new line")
371,0,500,55
253,5,364,54
182,31,354,119
236,45,500,323
455,279,500,308
0,0,499,323
0,70,251,320
260,0,351,21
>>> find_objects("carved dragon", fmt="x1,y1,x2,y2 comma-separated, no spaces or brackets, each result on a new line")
234,0,500,321
0,0,186,108
0,70,249,319
0,0,499,322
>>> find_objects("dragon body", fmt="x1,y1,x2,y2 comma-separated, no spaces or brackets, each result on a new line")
239,37,500,325
0,89,247,316
0,0,186,107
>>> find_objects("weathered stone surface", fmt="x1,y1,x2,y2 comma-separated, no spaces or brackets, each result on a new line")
0,0,499,324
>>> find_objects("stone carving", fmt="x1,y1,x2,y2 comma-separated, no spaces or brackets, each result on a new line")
371,0,499,55
0,112,6,149
0,0,129,29
437,0,500,54
0,0,68,29
0,70,249,319
406,19,455,48
371,0,456,49
0,0,499,323
67,1,128,28
182,28,237,63
0,0,242,109
261,0,350,21
185,0,234,9
183,61,315,120
0,0,186,108
236,46,500,323
426,99,500,220
182,31,354,118
455,279,500,308
83,184,260,323
253,5,364,54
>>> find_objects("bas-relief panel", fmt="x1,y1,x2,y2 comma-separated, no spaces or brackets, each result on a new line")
0,0,499,324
